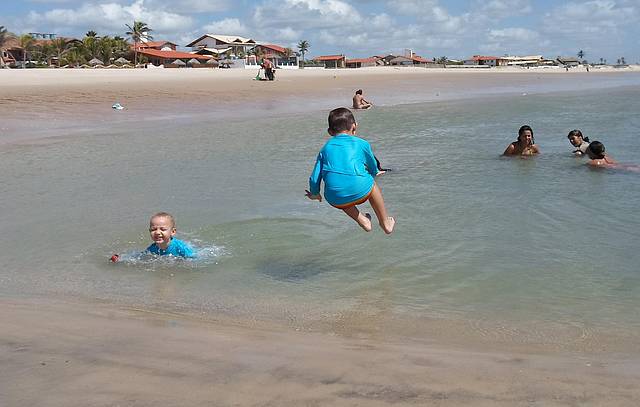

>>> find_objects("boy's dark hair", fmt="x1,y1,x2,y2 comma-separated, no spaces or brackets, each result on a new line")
355,89,363,95
568,129,590,143
328,107,356,134
587,141,605,159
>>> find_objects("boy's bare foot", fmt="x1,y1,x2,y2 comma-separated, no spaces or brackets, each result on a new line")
380,216,395,234
358,213,373,232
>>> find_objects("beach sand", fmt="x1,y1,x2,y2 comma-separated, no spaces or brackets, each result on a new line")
2,298,639,407
2,66,640,405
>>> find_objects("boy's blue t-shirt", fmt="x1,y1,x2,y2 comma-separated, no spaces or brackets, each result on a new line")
146,238,196,258
309,134,378,206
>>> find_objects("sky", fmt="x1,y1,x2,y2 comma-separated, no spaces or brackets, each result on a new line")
2,0,639,62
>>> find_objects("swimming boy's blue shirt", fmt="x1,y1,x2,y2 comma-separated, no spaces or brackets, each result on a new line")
309,133,378,206
146,238,196,258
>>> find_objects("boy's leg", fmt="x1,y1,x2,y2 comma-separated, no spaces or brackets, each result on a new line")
341,206,372,232
368,183,395,234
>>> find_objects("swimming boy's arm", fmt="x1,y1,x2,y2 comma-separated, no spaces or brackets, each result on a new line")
307,153,323,201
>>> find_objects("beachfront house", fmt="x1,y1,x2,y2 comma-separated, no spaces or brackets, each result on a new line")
248,43,297,67
463,55,508,67
314,55,346,69
346,57,383,68
1,35,81,67
135,40,178,51
557,56,580,67
504,55,548,67
388,55,433,66
186,34,256,59
135,48,211,67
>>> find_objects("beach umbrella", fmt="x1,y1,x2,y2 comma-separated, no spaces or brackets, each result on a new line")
114,57,130,65
188,58,201,65
205,58,219,66
88,58,104,66
172,59,186,66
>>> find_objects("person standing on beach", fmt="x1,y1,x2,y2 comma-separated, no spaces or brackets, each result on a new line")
262,57,274,81
353,89,373,109
306,108,395,234
503,125,540,156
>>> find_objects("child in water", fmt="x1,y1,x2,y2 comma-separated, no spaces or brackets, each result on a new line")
585,141,616,167
146,212,196,257
567,129,590,156
306,108,395,234
503,125,540,156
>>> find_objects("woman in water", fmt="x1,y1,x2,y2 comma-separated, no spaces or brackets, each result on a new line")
503,125,540,156
567,129,590,156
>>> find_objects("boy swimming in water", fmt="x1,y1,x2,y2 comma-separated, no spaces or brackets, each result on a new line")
147,212,196,258
306,108,395,234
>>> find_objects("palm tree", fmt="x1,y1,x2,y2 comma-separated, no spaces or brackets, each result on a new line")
19,34,35,68
0,26,12,68
126,21,153,67
51,38,73,67
577,49,585,60
297,40,309,67
437,56,447,65
86,30,98,38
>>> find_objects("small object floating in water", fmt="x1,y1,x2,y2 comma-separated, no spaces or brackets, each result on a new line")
522,92,528,96
110,254,120,262
112,103,124,110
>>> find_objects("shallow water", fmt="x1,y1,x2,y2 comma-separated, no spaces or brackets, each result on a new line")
2,81,640,349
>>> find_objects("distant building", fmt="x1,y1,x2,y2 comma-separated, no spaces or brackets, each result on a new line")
345,57,383,68
249,44,297,66
463,55,508,67
314,54,346,69
556,56,580,67
186,34,256,58
135,41,178,51
388,54,433,66
136,48,212,67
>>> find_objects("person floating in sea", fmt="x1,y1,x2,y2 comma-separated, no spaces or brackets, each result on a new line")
503,125,540,156
306,107,395,234
567,129,590,156
353,89,373,109
585,141,616,167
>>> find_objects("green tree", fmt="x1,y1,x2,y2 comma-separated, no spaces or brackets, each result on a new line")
86,30,98,38
297,40,309,67
0,26,14,68
436,56,447,65
577,49,585,60
126,21,153,66
82,35,100,60
51,38,73,67
98,36,115,64
19,34,35,68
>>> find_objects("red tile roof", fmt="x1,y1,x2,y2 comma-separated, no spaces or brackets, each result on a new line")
346,57,379,64
137,49,211,60
259,44,286,53
315,55,345,61
472,55,500,61
411,55,432,63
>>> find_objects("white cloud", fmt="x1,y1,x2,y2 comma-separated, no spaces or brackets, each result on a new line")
475,0,532,19
488,27,539,42
253,0,363,30
202,18,250,36
543,1,638,36
145,0,231,14
25,0,194,35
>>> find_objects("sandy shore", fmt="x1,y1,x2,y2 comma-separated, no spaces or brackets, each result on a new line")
2,298,639,407
1,65,639,144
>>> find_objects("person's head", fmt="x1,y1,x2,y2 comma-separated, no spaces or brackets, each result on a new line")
149,212,176,249
586,141,606,159
517,125,535,145
328,107,357,135
567,129,589,146
355,89,363,95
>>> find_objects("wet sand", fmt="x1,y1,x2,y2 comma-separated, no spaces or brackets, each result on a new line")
2,298,639,407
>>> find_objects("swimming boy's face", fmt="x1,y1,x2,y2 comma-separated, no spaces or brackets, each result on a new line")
149,216,176,249
519,130,533,145
568,134,583,147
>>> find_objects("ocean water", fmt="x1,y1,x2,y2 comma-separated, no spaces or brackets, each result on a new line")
2,79,640,349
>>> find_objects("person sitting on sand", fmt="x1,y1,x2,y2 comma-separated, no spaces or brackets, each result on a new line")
306,107,395,234
503,125,540,156
567,129,590,156
147,212,196,258
353,89,373,110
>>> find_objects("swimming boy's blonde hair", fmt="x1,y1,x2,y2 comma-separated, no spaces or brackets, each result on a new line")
150,212,176,228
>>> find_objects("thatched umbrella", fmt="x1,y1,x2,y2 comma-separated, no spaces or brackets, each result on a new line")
205,58,219,67
187,58,201,66
88,58,104,66
172,59,186,66
114,57,130,65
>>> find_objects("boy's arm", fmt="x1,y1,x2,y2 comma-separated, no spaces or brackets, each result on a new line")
363,142,378,177
307,153,323,199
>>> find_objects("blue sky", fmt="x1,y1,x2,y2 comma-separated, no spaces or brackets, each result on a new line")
2,0,639,62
